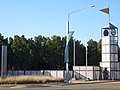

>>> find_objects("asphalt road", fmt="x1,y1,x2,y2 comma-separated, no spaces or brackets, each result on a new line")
0,81,120,90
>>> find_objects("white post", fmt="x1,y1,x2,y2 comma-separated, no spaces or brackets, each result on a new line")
1,45,7,79
73,38,76,79
65,18,69,82
66,63,69,82
73,38,76,66
85,41,88,81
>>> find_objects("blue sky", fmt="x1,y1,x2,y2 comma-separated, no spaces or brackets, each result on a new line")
0,0,120,45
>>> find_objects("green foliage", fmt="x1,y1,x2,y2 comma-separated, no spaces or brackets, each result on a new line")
1,34,117,70
7,35,66,70
87,39,100,66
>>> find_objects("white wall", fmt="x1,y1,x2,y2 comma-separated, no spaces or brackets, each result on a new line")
73,66,100,80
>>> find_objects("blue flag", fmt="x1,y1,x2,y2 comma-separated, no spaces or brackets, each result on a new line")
67,31,74,44
64,31,74,63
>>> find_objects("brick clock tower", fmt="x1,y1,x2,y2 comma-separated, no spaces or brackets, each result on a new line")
100,23,120,80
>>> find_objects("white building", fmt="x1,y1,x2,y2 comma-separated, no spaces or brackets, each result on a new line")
73,23,120,80
100,23,120,80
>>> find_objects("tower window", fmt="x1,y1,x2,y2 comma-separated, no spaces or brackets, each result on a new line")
103,29,109,36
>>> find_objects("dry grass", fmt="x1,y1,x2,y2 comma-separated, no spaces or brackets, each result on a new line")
0,75,64,84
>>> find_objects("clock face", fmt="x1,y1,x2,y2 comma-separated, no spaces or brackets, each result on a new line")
111,29,116,36
103,29,109,36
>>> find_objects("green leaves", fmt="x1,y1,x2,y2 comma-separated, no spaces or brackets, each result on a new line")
4,34,120,70
87,39,100,66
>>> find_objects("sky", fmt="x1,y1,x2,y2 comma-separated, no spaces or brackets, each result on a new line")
0,0,120,45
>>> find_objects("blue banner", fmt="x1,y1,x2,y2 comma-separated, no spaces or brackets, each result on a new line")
64,31,74,63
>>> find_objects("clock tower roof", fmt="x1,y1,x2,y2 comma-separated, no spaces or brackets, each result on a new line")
102,23,117,29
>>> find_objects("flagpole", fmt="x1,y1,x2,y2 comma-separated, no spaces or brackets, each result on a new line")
108,5,111,79
108,6,110,23
100,7,110,23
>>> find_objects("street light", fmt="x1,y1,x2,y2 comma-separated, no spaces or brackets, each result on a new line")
65,4,95,82
85,40,88,81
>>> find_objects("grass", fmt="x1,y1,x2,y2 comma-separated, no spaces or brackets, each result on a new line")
0,75,64,84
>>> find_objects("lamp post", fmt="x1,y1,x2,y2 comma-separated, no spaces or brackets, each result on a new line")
73,36,76,79
85,41,88,81
65,4,95,82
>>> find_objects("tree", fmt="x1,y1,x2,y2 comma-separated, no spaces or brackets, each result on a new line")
68,39,86,69
87,39,99,66
8,37,14,70
10,35,30,70
97,39,101,62
75,41,86,66
45,35,64,70
6,34,107,70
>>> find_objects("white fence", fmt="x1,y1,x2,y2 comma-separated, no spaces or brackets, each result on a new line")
7,70,73,79
7,66,120,80
7,68,100,80
73,66,101,80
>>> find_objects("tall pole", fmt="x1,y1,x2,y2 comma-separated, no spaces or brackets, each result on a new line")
85,42,88,80
73,38,76,79
65,4,95,82
1,45,7,79
65,15,69,82
73,38,76,66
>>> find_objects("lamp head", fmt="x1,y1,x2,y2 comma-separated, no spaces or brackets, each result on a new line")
90,5,95,8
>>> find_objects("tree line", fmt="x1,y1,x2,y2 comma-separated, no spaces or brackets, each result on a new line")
0,34,120,70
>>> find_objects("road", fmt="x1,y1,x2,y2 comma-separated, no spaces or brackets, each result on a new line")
0,81,120,90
